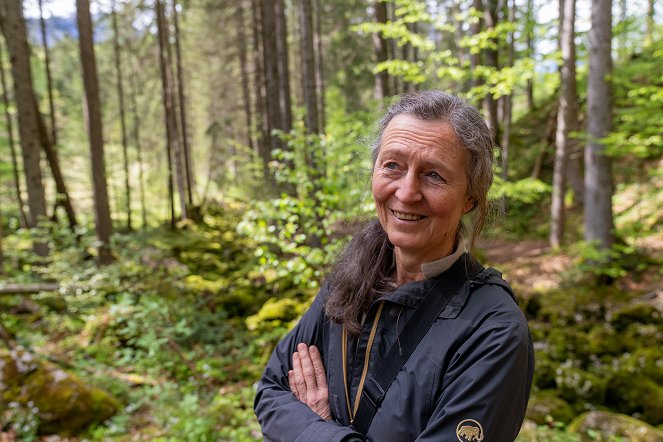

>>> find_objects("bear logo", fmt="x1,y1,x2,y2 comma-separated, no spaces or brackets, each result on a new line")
456,419,484,442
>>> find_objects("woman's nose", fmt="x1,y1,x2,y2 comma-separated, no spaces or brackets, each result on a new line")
395,172,422,203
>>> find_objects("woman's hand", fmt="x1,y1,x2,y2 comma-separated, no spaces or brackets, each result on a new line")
288,343,332,420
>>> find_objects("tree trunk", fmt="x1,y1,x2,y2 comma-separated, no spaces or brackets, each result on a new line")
470,0,484,94
551,0,578,249
38,0,57,146
645,0,655,46
261,0,281,171
526,0,535,110
36,96,78,231
76,0,114,264
0,0,48,256
171,0,194,208
127,47,147,229
251,0,270,181
299,0,319,135
584,0,614,251
373,0,390,100
484,0,499,140
156,0,187,222
236,0,254,153
500,0,515,181
275,0,292,135
314,0,326,132
0,40,28,228
111,0,131,230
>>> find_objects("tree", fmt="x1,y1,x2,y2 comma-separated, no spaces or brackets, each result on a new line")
314,0,326,132
525,0,535,111
76,0,114,264
111,0,132,230
156,0,187,222
584,0,614,251
483,0,500,139
299,0,320,135
551,0,578,249
0,0,48,256
235,0,254,153
500,0,516,181
38,0,57,146
0,39,28,228
171,0,195,207
373,0,390,100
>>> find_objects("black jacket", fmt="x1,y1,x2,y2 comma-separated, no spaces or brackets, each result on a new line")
254,256,534,441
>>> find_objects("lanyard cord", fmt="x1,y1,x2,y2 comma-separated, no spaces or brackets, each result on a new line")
342,301,385,423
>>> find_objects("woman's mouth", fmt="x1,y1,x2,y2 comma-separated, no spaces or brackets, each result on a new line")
392,210,426,221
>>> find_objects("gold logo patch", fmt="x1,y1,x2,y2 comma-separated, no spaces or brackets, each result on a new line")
456,419,484,442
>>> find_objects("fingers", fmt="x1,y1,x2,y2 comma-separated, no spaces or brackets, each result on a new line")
288,369,299,399
291,350,308,402
297,343,318,392
309,345,328,389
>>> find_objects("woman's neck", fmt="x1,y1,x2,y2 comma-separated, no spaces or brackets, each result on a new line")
393,246,452,285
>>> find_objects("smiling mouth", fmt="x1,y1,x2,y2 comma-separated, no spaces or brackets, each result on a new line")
392,210,426,221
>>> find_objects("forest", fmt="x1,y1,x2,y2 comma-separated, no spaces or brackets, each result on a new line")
0,0,661,440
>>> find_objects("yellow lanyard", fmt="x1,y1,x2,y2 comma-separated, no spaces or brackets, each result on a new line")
342,301,385,423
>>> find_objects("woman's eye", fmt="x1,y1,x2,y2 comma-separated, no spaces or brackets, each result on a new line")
426,171,443,181
385,162,399,170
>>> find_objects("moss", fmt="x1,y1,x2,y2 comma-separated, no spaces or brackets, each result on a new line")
586,325,625,355
1,348,119,436
555,362,607,407
610,303,662,332
526,390,576,424
606,371,663,425
569,411,663,442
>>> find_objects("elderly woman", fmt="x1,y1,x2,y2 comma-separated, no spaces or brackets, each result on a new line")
254,90,534,442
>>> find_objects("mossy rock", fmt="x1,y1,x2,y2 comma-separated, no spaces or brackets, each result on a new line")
526,390,575,424
532,353,557,390
606,371,663,425
555,363,606,406
569,411,663,441
609,303,662,332
586,325,625,355
0,348,119,435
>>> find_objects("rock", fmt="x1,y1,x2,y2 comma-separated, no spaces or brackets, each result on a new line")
555,362,606,406
606,371,663,425
0,348,119,435
569,411,663,441
610,303,662,332
526,390,575,424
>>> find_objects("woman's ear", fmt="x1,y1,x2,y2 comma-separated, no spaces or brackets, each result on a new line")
463,197,475,214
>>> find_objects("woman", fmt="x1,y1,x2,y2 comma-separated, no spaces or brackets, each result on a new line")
254,90,534,442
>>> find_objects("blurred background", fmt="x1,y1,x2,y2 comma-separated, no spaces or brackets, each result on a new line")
0,0,661,440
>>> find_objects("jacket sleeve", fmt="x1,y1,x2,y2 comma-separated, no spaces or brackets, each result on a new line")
254,287,365,442
415,319,534,442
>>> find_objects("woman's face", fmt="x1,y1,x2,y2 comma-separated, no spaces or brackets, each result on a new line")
372,115,473,263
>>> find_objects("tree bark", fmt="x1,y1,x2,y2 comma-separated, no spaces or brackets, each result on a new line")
38,0,57,146
171,0,194,207
36,96,78,231
0,0,49,256
261,0,281,170
236,0,254,154
526,0,535,110
551,0,578,249
0,40,28,228
275,0,292,135
299,0,320,135
484,0,500,140
584,0,614,250
111,0,131,230
500,0,515,181
470,0,484,94
76,0,114,264
251,0,270,181
127,44,147,229
645,0,655,46
156,0,187,222
373,0,390,100
314,0,326,132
